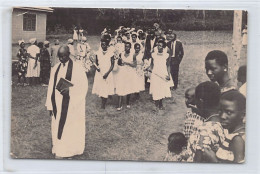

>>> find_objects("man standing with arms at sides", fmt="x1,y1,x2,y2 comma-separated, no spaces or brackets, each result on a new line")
166,29,184,90
45,46,88,158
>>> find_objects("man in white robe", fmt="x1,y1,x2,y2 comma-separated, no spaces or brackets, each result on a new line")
45,46,88,158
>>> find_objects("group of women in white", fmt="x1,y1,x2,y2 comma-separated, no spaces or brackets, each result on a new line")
70,25,174,110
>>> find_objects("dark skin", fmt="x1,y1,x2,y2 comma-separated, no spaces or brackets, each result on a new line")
120,43,137,68
205,59,229,88
98,41,115,79
202,100,245,163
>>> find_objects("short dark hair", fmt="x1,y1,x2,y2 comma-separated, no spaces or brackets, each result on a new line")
37,42,44,49
117,36,122,40
100,39,109,46
157,39,166,48
131,33,137,37
205,50,228,66
125,41,132,48
221,90,246,111
168,132,187,154
195,81,221,108
134,43,141,49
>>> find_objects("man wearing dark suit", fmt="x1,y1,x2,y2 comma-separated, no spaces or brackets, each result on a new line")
166,30,184,90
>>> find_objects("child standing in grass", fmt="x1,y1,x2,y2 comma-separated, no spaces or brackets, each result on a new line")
16,40,28,86
183,87,204,139
203,90,246,163
92,39,115,109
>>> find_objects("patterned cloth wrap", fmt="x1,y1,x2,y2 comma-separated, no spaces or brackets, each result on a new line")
186,121,225,162
183,111,205,139
164,149,190,162
216,129,245,163
16,48,28,76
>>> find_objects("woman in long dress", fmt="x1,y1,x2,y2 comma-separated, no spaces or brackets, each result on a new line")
73,26,79,42
26,38,40,85
149,40,173,109
116,42,137,110
92,40,115,109
133,43,145,98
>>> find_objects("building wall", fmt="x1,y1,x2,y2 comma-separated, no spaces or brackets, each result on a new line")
12,9,47,43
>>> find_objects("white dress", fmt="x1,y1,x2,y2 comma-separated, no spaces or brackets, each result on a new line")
45,60,88,158
116,51,138,96
112,43,124,90
92,49,115,98
149,52,172,100
134,52,145,92
73,30,78,40
26,44,40,77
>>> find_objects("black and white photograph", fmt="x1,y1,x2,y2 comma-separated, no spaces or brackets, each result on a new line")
11,7,247,163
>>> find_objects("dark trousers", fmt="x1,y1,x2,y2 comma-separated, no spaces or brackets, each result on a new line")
170,63,180,89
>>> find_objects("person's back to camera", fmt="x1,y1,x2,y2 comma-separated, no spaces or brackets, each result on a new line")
164,132,188,162
187,81,225,162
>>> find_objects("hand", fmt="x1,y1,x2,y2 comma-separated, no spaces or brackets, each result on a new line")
165,75,170,81
96,67,100,72
49,110,53,116
202,148,218,163
33,62,37,69
103,73,108,79
60,88,69,96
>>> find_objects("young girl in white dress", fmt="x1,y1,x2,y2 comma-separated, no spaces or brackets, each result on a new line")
149,40,172,109
116,42,137,110
92,40,115,109
133,43,145,98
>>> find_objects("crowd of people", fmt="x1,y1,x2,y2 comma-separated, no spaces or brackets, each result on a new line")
164,51,246,163
15,22,247,162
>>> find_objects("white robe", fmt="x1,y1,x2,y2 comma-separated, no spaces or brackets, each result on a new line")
45,60,88,158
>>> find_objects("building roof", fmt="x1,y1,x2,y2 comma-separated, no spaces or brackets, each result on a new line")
14,7,54,13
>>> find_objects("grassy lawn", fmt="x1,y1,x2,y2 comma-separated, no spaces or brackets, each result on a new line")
11,31,246,161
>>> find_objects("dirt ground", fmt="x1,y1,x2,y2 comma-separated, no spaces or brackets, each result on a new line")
10,31,246,161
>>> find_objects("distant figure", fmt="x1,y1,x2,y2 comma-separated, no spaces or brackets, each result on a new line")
50,40,60,67
45,46,88,158
26,38,40,85
78,27,84,41
40,41,51,86
73,26,79,42
166,30,184,90
242,25,247,47
16,40,28,86
205,50,236,93
67,39,76,61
